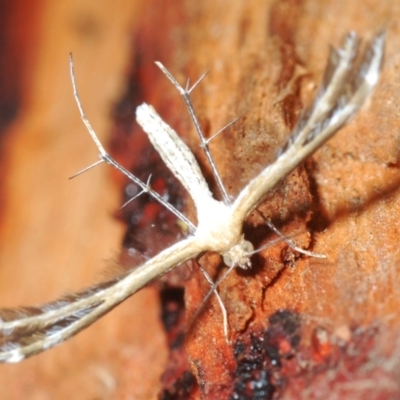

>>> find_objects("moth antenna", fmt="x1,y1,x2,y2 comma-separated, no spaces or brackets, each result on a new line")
155,61,230,204
69,54,195,232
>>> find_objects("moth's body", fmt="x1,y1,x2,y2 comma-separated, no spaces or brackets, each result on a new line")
137,103,252,269
194,197,247,261
0,32,385,362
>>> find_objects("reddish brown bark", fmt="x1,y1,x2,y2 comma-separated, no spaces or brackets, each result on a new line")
0,1,399,399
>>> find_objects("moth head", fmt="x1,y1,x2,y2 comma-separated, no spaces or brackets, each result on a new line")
222,239,254,270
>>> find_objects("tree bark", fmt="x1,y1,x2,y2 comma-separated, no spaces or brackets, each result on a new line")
0,1,398,399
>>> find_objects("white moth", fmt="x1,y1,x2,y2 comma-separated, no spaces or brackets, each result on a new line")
0,32,385,363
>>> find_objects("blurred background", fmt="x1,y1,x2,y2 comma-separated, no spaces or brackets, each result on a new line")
0,1,399,399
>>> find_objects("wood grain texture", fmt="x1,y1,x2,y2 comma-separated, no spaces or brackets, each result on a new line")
0,0,399,399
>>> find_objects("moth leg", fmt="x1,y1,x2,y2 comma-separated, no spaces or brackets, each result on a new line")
155,62,232,205
69,54,195,231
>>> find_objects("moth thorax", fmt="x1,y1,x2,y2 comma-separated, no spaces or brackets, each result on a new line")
222,239,254,269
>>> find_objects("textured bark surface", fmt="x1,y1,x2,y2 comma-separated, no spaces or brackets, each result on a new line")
0,0,399,399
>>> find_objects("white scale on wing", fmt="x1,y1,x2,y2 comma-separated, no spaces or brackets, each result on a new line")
136,103,252,269
136,103,233,244
136,103,213,206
